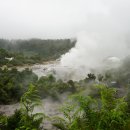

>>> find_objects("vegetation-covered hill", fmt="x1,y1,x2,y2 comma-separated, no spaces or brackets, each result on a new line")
0,38,75,66
0,39,130,129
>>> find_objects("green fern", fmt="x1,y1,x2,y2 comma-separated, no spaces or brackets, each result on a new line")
52,85,130,130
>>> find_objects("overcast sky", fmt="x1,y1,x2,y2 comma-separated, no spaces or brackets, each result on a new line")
0,0,130,39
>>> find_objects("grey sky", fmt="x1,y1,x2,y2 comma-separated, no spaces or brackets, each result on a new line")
0,0,130,39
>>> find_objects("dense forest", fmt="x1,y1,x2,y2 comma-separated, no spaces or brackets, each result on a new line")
0,39,75,66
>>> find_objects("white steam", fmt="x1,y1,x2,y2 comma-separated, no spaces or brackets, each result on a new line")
60,0,130,77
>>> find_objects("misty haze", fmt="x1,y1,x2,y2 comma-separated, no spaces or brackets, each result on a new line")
0,0,130,130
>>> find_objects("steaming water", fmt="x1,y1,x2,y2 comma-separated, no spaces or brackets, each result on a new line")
17,61,88,81
18,62,77,81
17,56,122,81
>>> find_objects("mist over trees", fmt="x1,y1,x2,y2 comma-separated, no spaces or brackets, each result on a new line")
0,39,75,66
0,39,75,59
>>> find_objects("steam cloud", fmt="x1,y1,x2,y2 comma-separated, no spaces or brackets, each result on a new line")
60,0,130,77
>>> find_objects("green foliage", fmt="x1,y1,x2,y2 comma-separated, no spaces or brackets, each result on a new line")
0,67,77,104
53,101,83,130
36,75,76,100
1,84,44,130
19,84,44,130
21,84,42,116
0,48,12,66
6,110,22,130
0,114,7,130
53,85,129,130
0,68,38,104
0,39,75,66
